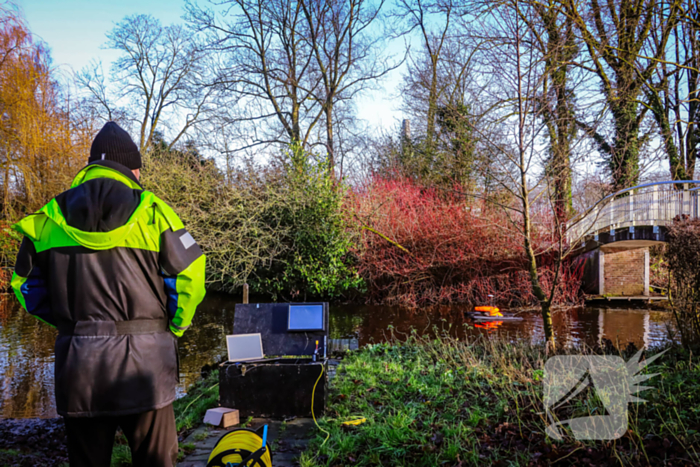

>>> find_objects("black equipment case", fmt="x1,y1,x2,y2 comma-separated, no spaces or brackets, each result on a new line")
219,302,329,418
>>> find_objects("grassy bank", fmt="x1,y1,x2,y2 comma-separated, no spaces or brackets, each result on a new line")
301,333,700,466
174,370,220,435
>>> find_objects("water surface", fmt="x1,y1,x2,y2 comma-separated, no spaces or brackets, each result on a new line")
0,293,673,418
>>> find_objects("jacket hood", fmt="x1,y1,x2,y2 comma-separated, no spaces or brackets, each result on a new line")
14,162,154,250
58,162,143,233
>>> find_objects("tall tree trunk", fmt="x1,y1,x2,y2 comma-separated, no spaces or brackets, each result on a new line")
611,99,641,189
687,53,699,180
565,0,680,190
325,101,334,172
539,3,575,224
426,56,439,151
291,96,301,144
649,89,686,180
522,164,556,351
551,101,573,222
515,4,555,349
688,124,698,180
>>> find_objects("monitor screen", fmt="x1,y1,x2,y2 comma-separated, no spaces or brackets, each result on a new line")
226,333,264,362
288,304,324,331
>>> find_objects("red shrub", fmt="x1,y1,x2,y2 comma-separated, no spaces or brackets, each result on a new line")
352,176,582,307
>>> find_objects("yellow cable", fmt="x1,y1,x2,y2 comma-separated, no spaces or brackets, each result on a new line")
341,417,366,426
207,429,272,467
311,362,330,448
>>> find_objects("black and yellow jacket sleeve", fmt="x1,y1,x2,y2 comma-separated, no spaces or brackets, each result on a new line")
156,204,206,337
11,236,55,328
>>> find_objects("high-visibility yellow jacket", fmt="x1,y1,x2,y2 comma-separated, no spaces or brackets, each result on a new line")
11,160,206,417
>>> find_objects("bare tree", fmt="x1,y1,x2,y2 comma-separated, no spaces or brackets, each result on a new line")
75,61,130,126
487,1,556,348
78,14,213,152
646,0,699,180
565,0,681,190
394,0,460,152
186,0,323,154
299,0,398,173
458,0,594,349
187,0,396,172
519,0,579,223
390,6,490,187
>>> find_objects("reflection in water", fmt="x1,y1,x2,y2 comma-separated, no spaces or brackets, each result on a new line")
176,293,237,393
0,293,674,419
0,299,57,418
328,304,673,350
474,321,504,330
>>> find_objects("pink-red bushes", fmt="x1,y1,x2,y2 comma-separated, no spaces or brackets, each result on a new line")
353,176,582,307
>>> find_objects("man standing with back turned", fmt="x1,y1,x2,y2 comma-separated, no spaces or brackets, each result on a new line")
10,122,206,466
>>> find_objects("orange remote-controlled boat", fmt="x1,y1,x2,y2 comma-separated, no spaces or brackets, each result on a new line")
466,295,523,321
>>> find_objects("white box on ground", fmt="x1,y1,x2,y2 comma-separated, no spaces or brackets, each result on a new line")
204,407,240,428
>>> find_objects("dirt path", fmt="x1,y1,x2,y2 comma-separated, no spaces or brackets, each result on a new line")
0,418,68,466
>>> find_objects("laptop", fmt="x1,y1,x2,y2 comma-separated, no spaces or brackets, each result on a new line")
226,333,266,362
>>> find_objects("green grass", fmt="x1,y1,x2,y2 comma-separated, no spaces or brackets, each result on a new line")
0,448,21,465
174,370,220,433
110,443,131,467
173,370,220,462
300,331,700,466
178,442,196,461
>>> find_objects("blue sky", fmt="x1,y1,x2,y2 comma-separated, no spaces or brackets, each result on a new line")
21,0,184,71
19,0,404,133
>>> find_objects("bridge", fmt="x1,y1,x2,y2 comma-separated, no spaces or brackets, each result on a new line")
567,181,700,298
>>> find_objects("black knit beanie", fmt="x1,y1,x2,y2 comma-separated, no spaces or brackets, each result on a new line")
89,122,142,170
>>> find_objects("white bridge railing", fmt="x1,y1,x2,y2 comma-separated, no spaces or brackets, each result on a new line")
566,181,700,245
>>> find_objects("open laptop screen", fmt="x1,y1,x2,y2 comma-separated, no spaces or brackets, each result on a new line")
226,333,264,362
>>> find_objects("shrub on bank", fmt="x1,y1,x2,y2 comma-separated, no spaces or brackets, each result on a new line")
251,148,362,300
353,176,582,307
666,216,700,346
142,145,361,300
174,369,219,434
144,152,582,306
142,148,282,294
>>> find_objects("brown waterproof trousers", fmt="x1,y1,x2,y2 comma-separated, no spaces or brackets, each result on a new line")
64,404,178,467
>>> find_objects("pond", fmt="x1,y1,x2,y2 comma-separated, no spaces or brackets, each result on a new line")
0,292,674,419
